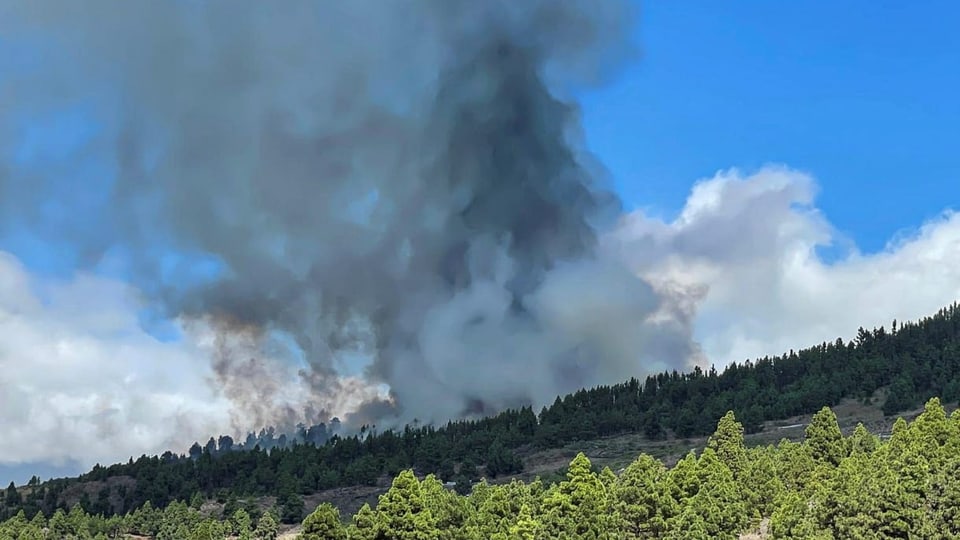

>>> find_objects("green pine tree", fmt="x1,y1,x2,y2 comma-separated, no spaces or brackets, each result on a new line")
540,453,612,539
804,407,845,466
346,503,377,540
374,470,438,540
300,503,347,540
612,453,676,538
254,511,279,540
233,508,253,540
707,411,747,478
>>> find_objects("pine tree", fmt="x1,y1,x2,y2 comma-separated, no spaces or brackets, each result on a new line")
420,474,470,540
233,508,253,540
190,518,227,540
4,482,21,508
346,503,377,540
254,511,279,540
665,451,700,503
706,411,747,478
769,490,827,539
29,510,46,532
688,448,748,539
507,503,539,540
742,446,783,520
464,481,520,539
375,470,438,540
49,508,70,538
300,503,347,540
540,453,612,539
0,510,27,538
928,451,960,538
613,453,675,538
911,397,957,467
847,422,877,455
663,506,710,540
804,407,845,466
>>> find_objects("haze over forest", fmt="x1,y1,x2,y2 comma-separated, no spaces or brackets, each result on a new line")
0,0,959,490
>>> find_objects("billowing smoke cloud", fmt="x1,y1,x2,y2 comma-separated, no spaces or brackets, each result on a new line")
610,166,960,366
0,0,698,431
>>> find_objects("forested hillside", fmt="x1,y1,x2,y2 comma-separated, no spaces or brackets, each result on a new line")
2,303,960,528
5,399,960,539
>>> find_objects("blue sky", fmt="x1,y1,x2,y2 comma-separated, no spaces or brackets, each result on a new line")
582,1,959,253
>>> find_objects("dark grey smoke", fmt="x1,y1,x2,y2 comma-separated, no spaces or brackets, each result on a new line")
0,0,698,431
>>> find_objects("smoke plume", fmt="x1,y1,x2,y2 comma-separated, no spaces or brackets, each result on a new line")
0,0,699,431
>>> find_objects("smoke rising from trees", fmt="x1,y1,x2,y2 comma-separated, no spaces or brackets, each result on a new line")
0,0,699,432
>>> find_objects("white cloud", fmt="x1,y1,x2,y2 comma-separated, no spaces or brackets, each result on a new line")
0,251,234,467
610,165,960,367
0,250,392,472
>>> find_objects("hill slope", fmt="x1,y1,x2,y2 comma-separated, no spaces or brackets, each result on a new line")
2,302,959,528
4,397,960,539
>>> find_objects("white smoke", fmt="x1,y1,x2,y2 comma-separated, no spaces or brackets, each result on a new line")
612,166,960,366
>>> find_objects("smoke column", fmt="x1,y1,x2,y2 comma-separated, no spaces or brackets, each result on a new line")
0,0,699,431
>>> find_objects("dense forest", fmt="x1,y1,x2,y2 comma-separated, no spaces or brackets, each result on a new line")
2,303,960,526
4,399,960,539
